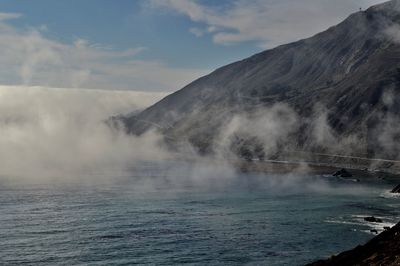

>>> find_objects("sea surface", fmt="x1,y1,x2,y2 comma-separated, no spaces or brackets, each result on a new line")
1,161,399,265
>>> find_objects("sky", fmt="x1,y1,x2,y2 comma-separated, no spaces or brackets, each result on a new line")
0,0,385,93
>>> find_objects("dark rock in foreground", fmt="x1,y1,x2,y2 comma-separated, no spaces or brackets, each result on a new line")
364,216,383,223
333,168,353,178
370,229,379,234
307,221,400,266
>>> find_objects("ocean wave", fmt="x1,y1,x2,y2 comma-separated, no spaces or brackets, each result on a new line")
326,214,397,235
379,191,400,199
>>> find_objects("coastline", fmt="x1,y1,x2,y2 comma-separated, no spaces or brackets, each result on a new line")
235,158,400,180
306,221,400,266
236,158,400,266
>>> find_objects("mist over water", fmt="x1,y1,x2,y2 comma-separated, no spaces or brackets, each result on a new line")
1,85,400,266
0,85,169,180
0,85,317,189
1,84,399,184
1,84,399,199
1,159,399,265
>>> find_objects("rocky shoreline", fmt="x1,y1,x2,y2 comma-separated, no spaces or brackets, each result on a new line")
235,158,400,180
306,221,400,266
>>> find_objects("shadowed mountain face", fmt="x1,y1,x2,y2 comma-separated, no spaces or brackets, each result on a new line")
119,0,400,160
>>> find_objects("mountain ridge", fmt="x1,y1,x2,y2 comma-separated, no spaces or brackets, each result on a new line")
117,0,400,161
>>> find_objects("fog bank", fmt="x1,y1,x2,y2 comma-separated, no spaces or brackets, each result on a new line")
0,86,169,179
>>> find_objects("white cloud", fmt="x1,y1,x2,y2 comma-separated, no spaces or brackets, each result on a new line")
0,13,208,92
189,27,205,37
148,0,385,48
0,12,21,21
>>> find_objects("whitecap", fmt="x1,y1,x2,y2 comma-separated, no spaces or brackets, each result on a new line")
326,214,397,235
380,191,400,199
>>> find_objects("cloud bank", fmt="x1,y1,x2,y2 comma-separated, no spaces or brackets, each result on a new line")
0,86,169,179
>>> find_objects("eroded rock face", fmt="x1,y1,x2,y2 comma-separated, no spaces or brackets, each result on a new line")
390,184,400,193
118,0,400,160
333,169,353,178
364,216,383,223
307,221,400,266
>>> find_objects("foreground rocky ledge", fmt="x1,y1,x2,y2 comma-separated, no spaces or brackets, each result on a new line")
307,222,400,266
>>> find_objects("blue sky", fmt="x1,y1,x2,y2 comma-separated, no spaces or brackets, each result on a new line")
0,0,384,92
0,0,258,69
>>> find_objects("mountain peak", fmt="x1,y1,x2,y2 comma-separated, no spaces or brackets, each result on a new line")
369,0,400,11
360,0,400,25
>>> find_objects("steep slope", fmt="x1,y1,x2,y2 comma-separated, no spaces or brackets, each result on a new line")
119,0,400,159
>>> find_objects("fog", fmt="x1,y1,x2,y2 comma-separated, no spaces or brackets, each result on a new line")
0,83,396,197
215,104,300,159
0,85,353,194
0,85,169,179
212,102,364,161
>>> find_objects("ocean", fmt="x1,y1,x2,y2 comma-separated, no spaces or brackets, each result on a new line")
1,161,399,265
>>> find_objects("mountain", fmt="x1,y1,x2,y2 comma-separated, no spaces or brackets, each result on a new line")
117,0,400,161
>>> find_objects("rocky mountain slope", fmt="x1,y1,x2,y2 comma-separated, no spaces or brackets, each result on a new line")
118,0,400,161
